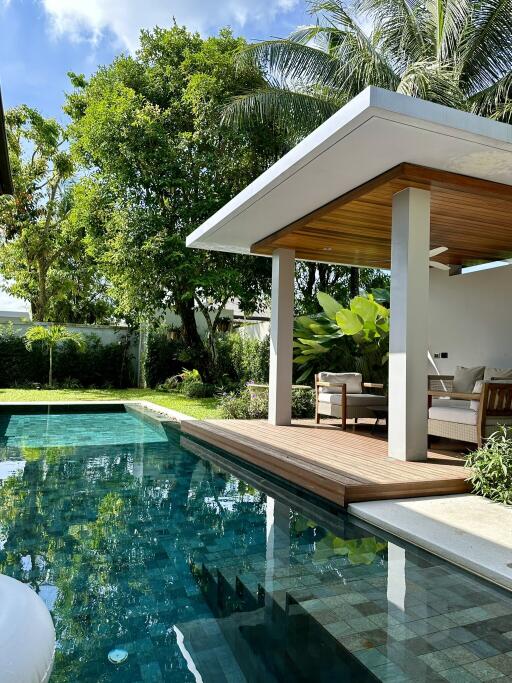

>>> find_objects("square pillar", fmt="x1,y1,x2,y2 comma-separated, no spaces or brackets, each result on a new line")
268,248,295,425
388,188,430,461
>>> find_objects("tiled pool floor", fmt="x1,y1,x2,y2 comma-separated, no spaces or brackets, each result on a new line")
0,405,510,682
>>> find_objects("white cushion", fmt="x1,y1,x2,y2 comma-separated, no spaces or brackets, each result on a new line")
318,372,362,394
319,393,387,407
484,368,512,381
428,405,478,425
453,366,484,393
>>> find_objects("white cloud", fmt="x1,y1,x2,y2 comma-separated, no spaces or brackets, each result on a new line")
40,0,299,51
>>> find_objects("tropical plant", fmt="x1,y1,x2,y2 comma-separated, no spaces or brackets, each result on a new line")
219,386,315,419
24,325,84,387
225,0,512,139
466,426,512,504
294,290,389,381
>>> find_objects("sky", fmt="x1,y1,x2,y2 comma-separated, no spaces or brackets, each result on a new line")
0,0,310,122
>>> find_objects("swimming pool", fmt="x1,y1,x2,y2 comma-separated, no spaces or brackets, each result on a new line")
0,405,511,682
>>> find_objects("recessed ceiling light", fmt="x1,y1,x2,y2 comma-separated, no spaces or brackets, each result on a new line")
323,247,332,251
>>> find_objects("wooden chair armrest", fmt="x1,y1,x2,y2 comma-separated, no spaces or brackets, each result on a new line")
316,381,347,387
428,390,479,401
363,382,384,389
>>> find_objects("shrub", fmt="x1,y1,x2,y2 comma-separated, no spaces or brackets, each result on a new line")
183,381,217,398
145,327,188,388
224,333,270,386
466,426,512,505
0,326,132,388
219,386,314,420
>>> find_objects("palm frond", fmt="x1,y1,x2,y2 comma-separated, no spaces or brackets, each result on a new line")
397,59,467,109
458,0,512,93
236,39,342,89
354,0,427,68
222,85,347,140
468,71,512,120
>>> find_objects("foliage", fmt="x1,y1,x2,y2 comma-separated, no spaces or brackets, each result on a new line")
295,262,390,315
144,327,191,388
223,332,270,386
225,0,512,139
219,386,314,419
0,325,132,388
24,325,84,387
66,26,288,377
183,381,217,398
466,426,512,505
294,290,390,382
0,106,111,322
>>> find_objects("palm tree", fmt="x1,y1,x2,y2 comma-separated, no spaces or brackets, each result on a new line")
24,325,84,387
224,0,512,141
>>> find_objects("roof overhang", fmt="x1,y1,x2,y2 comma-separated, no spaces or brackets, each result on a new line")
0,88,13,196
186,87,512,268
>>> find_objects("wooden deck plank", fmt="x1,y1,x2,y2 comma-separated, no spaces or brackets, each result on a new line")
182,419,471,506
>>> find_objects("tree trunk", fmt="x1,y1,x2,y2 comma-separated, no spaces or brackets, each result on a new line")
174,294,208,376
49,346,53,387
349,267,360,299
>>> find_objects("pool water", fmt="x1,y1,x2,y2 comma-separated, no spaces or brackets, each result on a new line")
0,406,511,682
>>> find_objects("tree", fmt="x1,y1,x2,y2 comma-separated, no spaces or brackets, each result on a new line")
225,0,512,139
65,27,289,380
24,325,84,386
0,107,112,322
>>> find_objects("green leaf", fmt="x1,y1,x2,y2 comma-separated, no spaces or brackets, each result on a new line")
350,296,377,324
335,309,363,335
317,291,343,321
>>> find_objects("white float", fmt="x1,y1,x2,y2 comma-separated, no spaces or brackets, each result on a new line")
0,574,55,683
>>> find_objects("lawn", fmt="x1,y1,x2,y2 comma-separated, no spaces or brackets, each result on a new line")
0,388,222,420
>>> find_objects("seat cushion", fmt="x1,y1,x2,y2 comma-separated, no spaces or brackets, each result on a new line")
318,372,362,394
428,405,478,425
319,393,387,407
452,366,485,393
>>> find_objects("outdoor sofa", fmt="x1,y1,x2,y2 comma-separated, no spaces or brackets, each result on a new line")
428,366,512,447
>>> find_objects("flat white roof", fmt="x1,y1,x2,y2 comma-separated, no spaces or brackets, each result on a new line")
186,87,512,256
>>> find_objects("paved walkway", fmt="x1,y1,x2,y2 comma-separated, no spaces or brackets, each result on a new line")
349,494,512,591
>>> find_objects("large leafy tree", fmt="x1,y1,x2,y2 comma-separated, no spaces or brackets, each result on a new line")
0,107,111,322
225,0,512,140
66,26,288,378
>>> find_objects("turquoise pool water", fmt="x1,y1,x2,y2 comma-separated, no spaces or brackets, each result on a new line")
0,406,511,682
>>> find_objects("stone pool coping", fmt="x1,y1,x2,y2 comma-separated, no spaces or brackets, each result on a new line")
0,399,196,425
349,495,512,592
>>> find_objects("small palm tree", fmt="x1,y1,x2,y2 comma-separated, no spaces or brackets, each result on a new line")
225,0,512,140
24,325,85,387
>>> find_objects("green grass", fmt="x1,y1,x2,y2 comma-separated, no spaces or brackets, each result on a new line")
0,388,222,420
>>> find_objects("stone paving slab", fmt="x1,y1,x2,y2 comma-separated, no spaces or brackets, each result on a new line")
349,494,512,591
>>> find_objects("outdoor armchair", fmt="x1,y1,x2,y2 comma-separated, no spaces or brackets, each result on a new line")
315,372,387,430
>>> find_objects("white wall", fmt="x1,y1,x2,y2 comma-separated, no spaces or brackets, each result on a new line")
429,265,512,374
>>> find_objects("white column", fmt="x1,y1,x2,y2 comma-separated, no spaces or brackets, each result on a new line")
268,248,295,426
388,188,430,461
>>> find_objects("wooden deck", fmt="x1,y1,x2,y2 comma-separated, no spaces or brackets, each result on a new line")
181,419,471,507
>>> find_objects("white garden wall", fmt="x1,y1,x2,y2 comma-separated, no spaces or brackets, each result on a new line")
428,265,512,374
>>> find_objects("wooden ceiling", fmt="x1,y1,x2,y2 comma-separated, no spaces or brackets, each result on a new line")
251,163,512,268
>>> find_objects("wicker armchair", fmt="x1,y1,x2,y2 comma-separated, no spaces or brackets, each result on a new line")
315,372,387,430
428,375,512,446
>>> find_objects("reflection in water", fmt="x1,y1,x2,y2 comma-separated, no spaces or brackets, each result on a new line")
0,410,511,682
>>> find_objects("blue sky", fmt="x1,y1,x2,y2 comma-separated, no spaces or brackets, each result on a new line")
0,0,310,122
